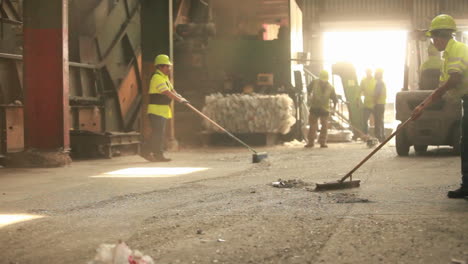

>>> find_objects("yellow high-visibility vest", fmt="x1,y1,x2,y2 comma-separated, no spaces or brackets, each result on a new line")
309,80,337,112
440,39,468,97
147,70,174,119
360,77,376,109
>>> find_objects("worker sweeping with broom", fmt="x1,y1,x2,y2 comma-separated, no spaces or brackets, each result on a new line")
316,15,468,192
412,14,468,198
143,54,188,162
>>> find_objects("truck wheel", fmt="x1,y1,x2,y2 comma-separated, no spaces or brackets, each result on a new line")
452,127,461,155
396,125,410,156
414,145,428,154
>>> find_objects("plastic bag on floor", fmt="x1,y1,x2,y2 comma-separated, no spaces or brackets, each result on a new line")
88,241,155,264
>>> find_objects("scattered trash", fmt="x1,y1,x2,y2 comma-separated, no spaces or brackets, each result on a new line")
250,190,256,193
271,179,311,189
217,238,226,242
283,139,306,147
88,241,154,264
197,229,204,235
327,129,353,143
451,259,466,264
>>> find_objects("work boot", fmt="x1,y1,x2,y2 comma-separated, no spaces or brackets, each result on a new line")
304,143,314,148
141,153,156,162
447,187,468,199
153,154,172,162
320,143,328,148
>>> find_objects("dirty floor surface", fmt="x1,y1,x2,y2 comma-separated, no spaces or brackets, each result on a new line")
0,143,467,264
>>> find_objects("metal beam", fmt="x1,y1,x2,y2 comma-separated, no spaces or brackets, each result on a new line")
23,0,70,151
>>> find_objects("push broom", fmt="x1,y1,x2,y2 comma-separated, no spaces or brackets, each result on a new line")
315,95,432,191
183,102,268,163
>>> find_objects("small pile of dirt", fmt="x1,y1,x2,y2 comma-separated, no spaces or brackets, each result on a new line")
272,179,311,188
326,193,370,204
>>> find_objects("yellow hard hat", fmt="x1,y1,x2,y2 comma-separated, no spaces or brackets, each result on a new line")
154,54,172,66
426,14,457,37
319,70,329,81
375,68,384,74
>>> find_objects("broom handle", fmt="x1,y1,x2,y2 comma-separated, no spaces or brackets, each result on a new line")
339,94,433,182
183,102,258,154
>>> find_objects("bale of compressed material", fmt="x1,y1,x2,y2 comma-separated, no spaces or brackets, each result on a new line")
202,93,296,134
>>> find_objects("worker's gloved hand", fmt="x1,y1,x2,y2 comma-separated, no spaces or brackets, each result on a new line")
180,98,189,104
411,104,424,121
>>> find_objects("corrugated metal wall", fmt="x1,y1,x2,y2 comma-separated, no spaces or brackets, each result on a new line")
303,0,468,30
320,0,409,16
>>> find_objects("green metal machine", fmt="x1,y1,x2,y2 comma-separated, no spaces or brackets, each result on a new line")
331,62,366,135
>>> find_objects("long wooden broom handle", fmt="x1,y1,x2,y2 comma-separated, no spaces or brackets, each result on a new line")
182,102,258,154
339,94,434,182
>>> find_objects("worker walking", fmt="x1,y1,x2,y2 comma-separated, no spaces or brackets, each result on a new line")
412,14,468,198
305,70,337,148
360,69,376,136
144,54,188,162
419,44,443,90
374,68,387,142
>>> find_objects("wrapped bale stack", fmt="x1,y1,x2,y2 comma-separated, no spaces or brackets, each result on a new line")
202,93,296,134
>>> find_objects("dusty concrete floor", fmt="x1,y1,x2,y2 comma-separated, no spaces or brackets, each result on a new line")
0,142,467,264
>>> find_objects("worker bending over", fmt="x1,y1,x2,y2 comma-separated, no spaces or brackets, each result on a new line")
412,14,468,198
305,70,337,148
145,54,188,162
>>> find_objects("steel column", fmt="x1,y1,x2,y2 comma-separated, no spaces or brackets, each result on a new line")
23,0,69,151
141,0,178,152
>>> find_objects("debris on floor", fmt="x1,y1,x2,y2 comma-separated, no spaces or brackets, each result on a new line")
271,179,311,189
327,129,353,143
88,241,154,264
283,139,306,147
324,193,371,204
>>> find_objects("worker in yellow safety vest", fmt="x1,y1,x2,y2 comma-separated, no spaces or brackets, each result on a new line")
305,70,338,148
360,69,376,135
144,54,188,162
412,14,468,198
373,68,386,142
419,44,443,90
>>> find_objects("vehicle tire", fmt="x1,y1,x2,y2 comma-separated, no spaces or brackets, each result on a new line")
452,126,461,155
414,145,428,154
396,124,410,156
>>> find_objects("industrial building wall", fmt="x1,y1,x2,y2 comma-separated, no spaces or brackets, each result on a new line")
302,0,468,78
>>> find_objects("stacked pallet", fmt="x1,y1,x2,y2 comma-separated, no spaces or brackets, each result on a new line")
202,93,296,134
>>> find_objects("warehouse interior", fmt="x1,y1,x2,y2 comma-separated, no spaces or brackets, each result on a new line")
1,0,468,263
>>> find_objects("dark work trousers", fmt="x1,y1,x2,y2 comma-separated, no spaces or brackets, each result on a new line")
374,104,385,142
461,97,468,188
363,107,374,135
149,114,167,156
308,108,329,145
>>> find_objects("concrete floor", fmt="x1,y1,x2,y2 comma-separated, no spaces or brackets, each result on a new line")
0,143,467,264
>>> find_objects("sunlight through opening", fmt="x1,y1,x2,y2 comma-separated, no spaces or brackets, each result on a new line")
323,30,407,104
91,167,209,178
0,214,44,228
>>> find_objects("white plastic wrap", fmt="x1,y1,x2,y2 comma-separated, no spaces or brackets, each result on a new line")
202,93,296,134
